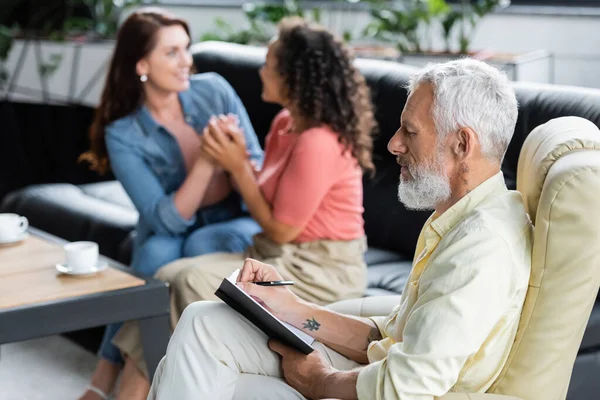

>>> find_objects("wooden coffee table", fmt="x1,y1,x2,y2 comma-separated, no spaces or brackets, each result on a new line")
0,228,170,378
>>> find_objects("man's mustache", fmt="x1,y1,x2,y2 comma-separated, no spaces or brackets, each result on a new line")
396,156,410,167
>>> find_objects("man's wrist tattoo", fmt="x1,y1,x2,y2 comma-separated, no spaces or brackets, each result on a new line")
303,317,321,331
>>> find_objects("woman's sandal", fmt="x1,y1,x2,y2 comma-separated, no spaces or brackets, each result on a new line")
84,384,110,400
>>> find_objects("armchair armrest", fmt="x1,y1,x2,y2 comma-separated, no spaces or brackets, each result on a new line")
437,394,523,400
326,295,401,317
323,395,523,400
325,299,524,400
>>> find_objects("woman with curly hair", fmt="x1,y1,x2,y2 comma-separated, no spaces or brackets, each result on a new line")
77,8,264,400
109,17,377,399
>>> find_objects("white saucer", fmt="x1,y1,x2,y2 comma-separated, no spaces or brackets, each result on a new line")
56,261,108,277
0,232,29,245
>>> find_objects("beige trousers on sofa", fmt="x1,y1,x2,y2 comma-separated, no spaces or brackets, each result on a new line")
113,234,367,377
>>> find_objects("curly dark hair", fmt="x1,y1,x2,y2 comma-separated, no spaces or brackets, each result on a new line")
275,17,377,174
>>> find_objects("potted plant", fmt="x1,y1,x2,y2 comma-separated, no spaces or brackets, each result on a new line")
443,0,511,55
358,0,509,58
361,0,448,53
200,0,322,45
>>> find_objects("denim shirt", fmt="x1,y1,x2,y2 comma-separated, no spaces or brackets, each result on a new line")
105,73,264,249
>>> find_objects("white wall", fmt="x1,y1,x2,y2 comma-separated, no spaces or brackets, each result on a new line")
469,13,600,88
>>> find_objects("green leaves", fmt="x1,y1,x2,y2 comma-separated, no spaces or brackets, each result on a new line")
199,16,270,45
38,53,63,77
245,4,303,24
451,0,508,54
0,25,11,88
360,0,508,54
0,0,155,41
312,8,322,24
362,0,441,53
428,0,451,18
0,25,12,60
472,0,504,17
201,0,323,46
442,10,461,39
89,0,152,38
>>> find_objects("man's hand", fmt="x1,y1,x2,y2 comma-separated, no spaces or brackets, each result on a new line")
269,340,334,400
236,258,305,320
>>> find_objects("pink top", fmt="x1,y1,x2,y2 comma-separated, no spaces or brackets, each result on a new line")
257,109,365,243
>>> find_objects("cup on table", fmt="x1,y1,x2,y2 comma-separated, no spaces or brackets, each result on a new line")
0,213,28,241
64,241,99,272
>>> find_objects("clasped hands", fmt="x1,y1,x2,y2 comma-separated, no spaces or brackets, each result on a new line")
237,258,341,400
199,114,251,174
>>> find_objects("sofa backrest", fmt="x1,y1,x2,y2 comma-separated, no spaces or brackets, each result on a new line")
191,41,600,260
506,82,600,188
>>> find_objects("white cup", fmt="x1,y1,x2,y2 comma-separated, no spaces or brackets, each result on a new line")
64,241,99,272
0,213,28,240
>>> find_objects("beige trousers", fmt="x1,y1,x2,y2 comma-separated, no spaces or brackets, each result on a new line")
113,234,367,377
147,301,362,400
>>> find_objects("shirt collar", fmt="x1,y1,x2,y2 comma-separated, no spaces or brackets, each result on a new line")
178,89,194,122
135,89,195,136
429,171,508,239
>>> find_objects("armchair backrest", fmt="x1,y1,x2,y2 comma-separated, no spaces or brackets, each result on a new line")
488,117,600,399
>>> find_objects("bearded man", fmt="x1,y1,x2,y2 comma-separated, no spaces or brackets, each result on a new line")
146,58,534,400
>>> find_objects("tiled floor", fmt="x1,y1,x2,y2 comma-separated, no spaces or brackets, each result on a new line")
0,335,96,400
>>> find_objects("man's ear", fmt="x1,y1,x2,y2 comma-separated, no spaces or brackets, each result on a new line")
453,127,477,161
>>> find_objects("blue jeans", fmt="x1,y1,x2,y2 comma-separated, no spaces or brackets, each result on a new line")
98,216,261,365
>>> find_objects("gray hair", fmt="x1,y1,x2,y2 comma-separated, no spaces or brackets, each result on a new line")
408,58,518,163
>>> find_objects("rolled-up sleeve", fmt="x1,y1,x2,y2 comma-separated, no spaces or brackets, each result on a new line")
156,192,196,234
369,316,389,336
106,128,195,236
357,233,515,400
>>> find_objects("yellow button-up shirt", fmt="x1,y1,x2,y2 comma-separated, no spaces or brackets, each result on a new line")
357,172,533,400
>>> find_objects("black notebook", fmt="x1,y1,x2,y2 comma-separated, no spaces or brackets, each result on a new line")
214,269,315,355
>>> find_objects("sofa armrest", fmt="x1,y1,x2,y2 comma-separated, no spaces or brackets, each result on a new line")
437,394,523,400
0,183,137,261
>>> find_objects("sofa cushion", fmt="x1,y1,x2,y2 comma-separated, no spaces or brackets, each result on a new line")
364,247,408,266
366,261,413,296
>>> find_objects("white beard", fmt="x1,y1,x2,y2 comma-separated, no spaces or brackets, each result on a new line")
397,156,452,211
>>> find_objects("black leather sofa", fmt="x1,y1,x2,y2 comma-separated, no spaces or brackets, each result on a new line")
2,42,600,398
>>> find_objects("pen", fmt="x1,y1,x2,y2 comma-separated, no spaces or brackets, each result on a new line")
253,280,295,286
